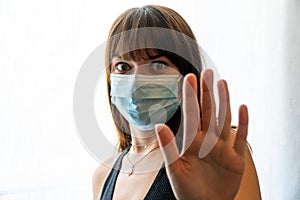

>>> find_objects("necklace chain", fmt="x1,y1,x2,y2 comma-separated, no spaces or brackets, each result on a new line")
126,145,159,176
131,140,158,150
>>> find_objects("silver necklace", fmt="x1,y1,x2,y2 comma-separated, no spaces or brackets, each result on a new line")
131,140,158,150
126,145,159,176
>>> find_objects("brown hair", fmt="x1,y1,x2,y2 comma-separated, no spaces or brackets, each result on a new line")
105,5,203,151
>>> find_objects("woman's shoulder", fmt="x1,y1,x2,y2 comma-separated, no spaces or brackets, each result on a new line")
92,153,122,200
235,143,262,200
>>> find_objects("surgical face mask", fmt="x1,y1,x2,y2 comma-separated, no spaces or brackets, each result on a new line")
110,74,182,130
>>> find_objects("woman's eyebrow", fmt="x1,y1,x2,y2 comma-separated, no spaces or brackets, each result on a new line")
150,54,164,60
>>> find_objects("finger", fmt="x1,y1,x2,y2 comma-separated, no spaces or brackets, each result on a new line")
198,70,218,158
217,80,232,140
155,124,180,169
234,105,249,155
200,69,216,132
182,74,200,155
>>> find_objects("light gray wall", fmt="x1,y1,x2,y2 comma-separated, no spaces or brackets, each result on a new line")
282,0,300,198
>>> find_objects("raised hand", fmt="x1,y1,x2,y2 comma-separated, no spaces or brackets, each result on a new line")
155,69,249,200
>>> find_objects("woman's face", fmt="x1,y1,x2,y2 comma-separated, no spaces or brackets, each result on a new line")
109,51,183,131
110,53,180,76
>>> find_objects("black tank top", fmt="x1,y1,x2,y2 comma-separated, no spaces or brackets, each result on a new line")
100,146,176,200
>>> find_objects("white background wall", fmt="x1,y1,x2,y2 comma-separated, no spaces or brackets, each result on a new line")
0,0,299,199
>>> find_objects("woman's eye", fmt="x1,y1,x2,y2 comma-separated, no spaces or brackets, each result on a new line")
150,62,168,72
115,62,131,73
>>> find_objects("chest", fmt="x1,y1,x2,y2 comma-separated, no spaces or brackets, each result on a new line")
112,170,159,200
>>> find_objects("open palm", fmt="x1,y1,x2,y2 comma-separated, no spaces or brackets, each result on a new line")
155,69,249,200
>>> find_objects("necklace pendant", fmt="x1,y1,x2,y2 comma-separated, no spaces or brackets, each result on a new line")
128,165,134,176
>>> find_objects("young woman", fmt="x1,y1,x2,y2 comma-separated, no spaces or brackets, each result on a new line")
93,5,261,200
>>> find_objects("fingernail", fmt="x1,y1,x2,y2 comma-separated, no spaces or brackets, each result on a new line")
203,69,213,86
155,124,164,133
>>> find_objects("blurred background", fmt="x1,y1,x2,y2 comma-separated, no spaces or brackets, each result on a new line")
0,0,299,199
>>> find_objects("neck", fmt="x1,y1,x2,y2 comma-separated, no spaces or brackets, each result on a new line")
129,125,159,153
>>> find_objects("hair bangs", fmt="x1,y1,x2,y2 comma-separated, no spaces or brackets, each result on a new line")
109,28,175,61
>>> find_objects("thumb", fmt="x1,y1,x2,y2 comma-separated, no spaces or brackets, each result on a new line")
155,124,180,169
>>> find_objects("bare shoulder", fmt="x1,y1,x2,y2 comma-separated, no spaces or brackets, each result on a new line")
235,145,262,200
228,130,261,199
92,154,121,200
